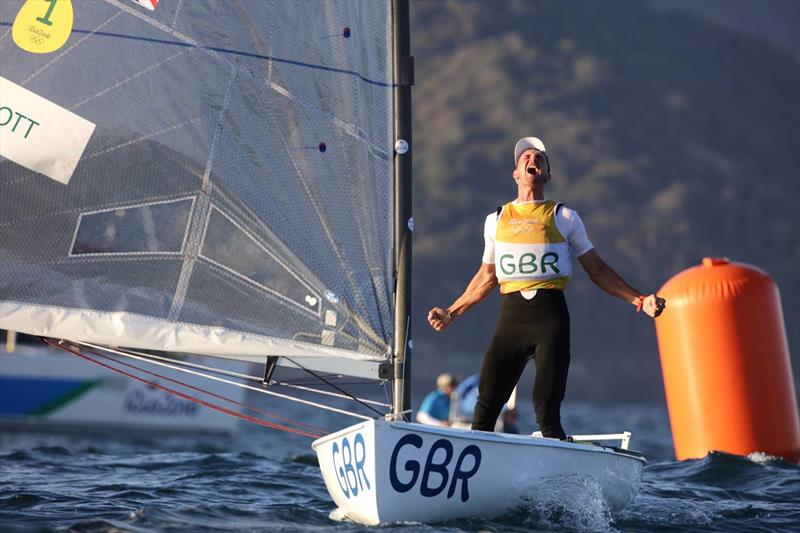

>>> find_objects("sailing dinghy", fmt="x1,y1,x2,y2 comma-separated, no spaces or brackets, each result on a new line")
313,421,644,525
0,0,645,524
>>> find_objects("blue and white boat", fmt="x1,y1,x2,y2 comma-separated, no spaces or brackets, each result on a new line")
0,334,242,435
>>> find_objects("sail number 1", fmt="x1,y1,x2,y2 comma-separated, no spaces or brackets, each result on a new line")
37,0,58,26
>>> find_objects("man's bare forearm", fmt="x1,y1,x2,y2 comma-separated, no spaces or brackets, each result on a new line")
588,264,641,303
577,249,666,317
579,250,641,304
447,265,498,319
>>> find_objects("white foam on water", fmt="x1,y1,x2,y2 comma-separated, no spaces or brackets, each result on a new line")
327,507,349,522
746,451,781,464
516,474,616,532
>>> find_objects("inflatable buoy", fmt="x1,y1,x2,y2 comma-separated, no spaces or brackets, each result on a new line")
656,258,799,462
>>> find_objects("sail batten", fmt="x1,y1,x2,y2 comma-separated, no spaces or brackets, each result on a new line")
0,0,395,369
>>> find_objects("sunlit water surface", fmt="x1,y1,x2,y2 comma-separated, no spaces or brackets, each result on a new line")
2,402,798,532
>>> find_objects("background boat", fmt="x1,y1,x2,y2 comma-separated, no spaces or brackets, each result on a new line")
0,332,242,435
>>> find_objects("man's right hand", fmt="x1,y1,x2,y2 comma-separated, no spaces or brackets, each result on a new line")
427,307,453,332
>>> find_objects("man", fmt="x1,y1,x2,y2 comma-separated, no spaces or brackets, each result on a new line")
427,137,665,439
416,373,457,427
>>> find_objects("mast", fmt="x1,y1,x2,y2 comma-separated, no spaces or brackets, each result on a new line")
391,0,414,419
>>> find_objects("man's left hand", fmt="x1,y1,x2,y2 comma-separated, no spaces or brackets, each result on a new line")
641,294,666,317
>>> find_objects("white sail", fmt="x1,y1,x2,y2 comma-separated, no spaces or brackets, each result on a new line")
0,0,395,370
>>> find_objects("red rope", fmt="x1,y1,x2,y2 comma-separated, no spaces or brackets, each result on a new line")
46,339,324,439
84,345,329,436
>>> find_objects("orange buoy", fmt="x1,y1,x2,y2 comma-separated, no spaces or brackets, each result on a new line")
655,258,800,462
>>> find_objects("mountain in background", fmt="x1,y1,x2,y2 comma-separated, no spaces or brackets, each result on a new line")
408,0,799,403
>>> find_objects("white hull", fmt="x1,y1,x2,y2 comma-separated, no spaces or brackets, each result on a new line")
312,419,645,525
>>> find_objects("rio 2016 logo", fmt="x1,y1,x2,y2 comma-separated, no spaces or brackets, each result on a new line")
331,432,370,499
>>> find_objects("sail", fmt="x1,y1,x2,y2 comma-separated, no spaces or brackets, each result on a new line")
0,0,395,366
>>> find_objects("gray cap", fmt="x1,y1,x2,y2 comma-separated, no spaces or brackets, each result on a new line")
514,136,547,164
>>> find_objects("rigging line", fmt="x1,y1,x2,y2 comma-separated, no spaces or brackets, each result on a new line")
279,377,377,386
382,379,392,410
84,342,388,407
82,346,328,435
282,357,385,418
120,348,387,407
46,340,322,438
93,346,263,382
272,381,390,408
107,347,358,388
76,341,374,420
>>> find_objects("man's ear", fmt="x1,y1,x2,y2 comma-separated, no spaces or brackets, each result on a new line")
512,168,520,181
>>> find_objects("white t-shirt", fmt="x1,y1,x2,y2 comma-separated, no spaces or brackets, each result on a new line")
482,200,594,265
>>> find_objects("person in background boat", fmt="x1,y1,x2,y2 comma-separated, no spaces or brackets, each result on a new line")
450,373,519,433
427,136,666,439
416,373,458,427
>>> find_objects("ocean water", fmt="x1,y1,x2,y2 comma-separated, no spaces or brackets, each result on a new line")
1,402,798,533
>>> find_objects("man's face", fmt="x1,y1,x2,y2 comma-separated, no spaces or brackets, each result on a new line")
515,148,550,183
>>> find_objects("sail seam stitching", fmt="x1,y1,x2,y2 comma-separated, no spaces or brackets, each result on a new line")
167,62,238,321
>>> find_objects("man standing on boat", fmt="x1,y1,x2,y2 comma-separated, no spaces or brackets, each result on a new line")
427,137,666,439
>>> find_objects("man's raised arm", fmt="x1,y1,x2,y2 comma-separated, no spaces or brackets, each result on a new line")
428,262,498,332
577,249,665,317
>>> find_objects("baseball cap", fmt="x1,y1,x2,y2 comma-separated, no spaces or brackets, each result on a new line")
514,137,547,164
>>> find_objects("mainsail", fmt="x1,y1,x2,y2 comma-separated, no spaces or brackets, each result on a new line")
0,0,400,379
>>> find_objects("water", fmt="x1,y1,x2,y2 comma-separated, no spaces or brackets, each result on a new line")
1,402,798,532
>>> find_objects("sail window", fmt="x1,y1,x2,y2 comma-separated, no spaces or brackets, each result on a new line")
70,198,193,255
201,208,319,315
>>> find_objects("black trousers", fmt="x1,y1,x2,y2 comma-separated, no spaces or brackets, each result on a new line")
471,289,570,438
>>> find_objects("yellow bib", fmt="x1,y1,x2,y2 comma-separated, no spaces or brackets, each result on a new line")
495,201,571,293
